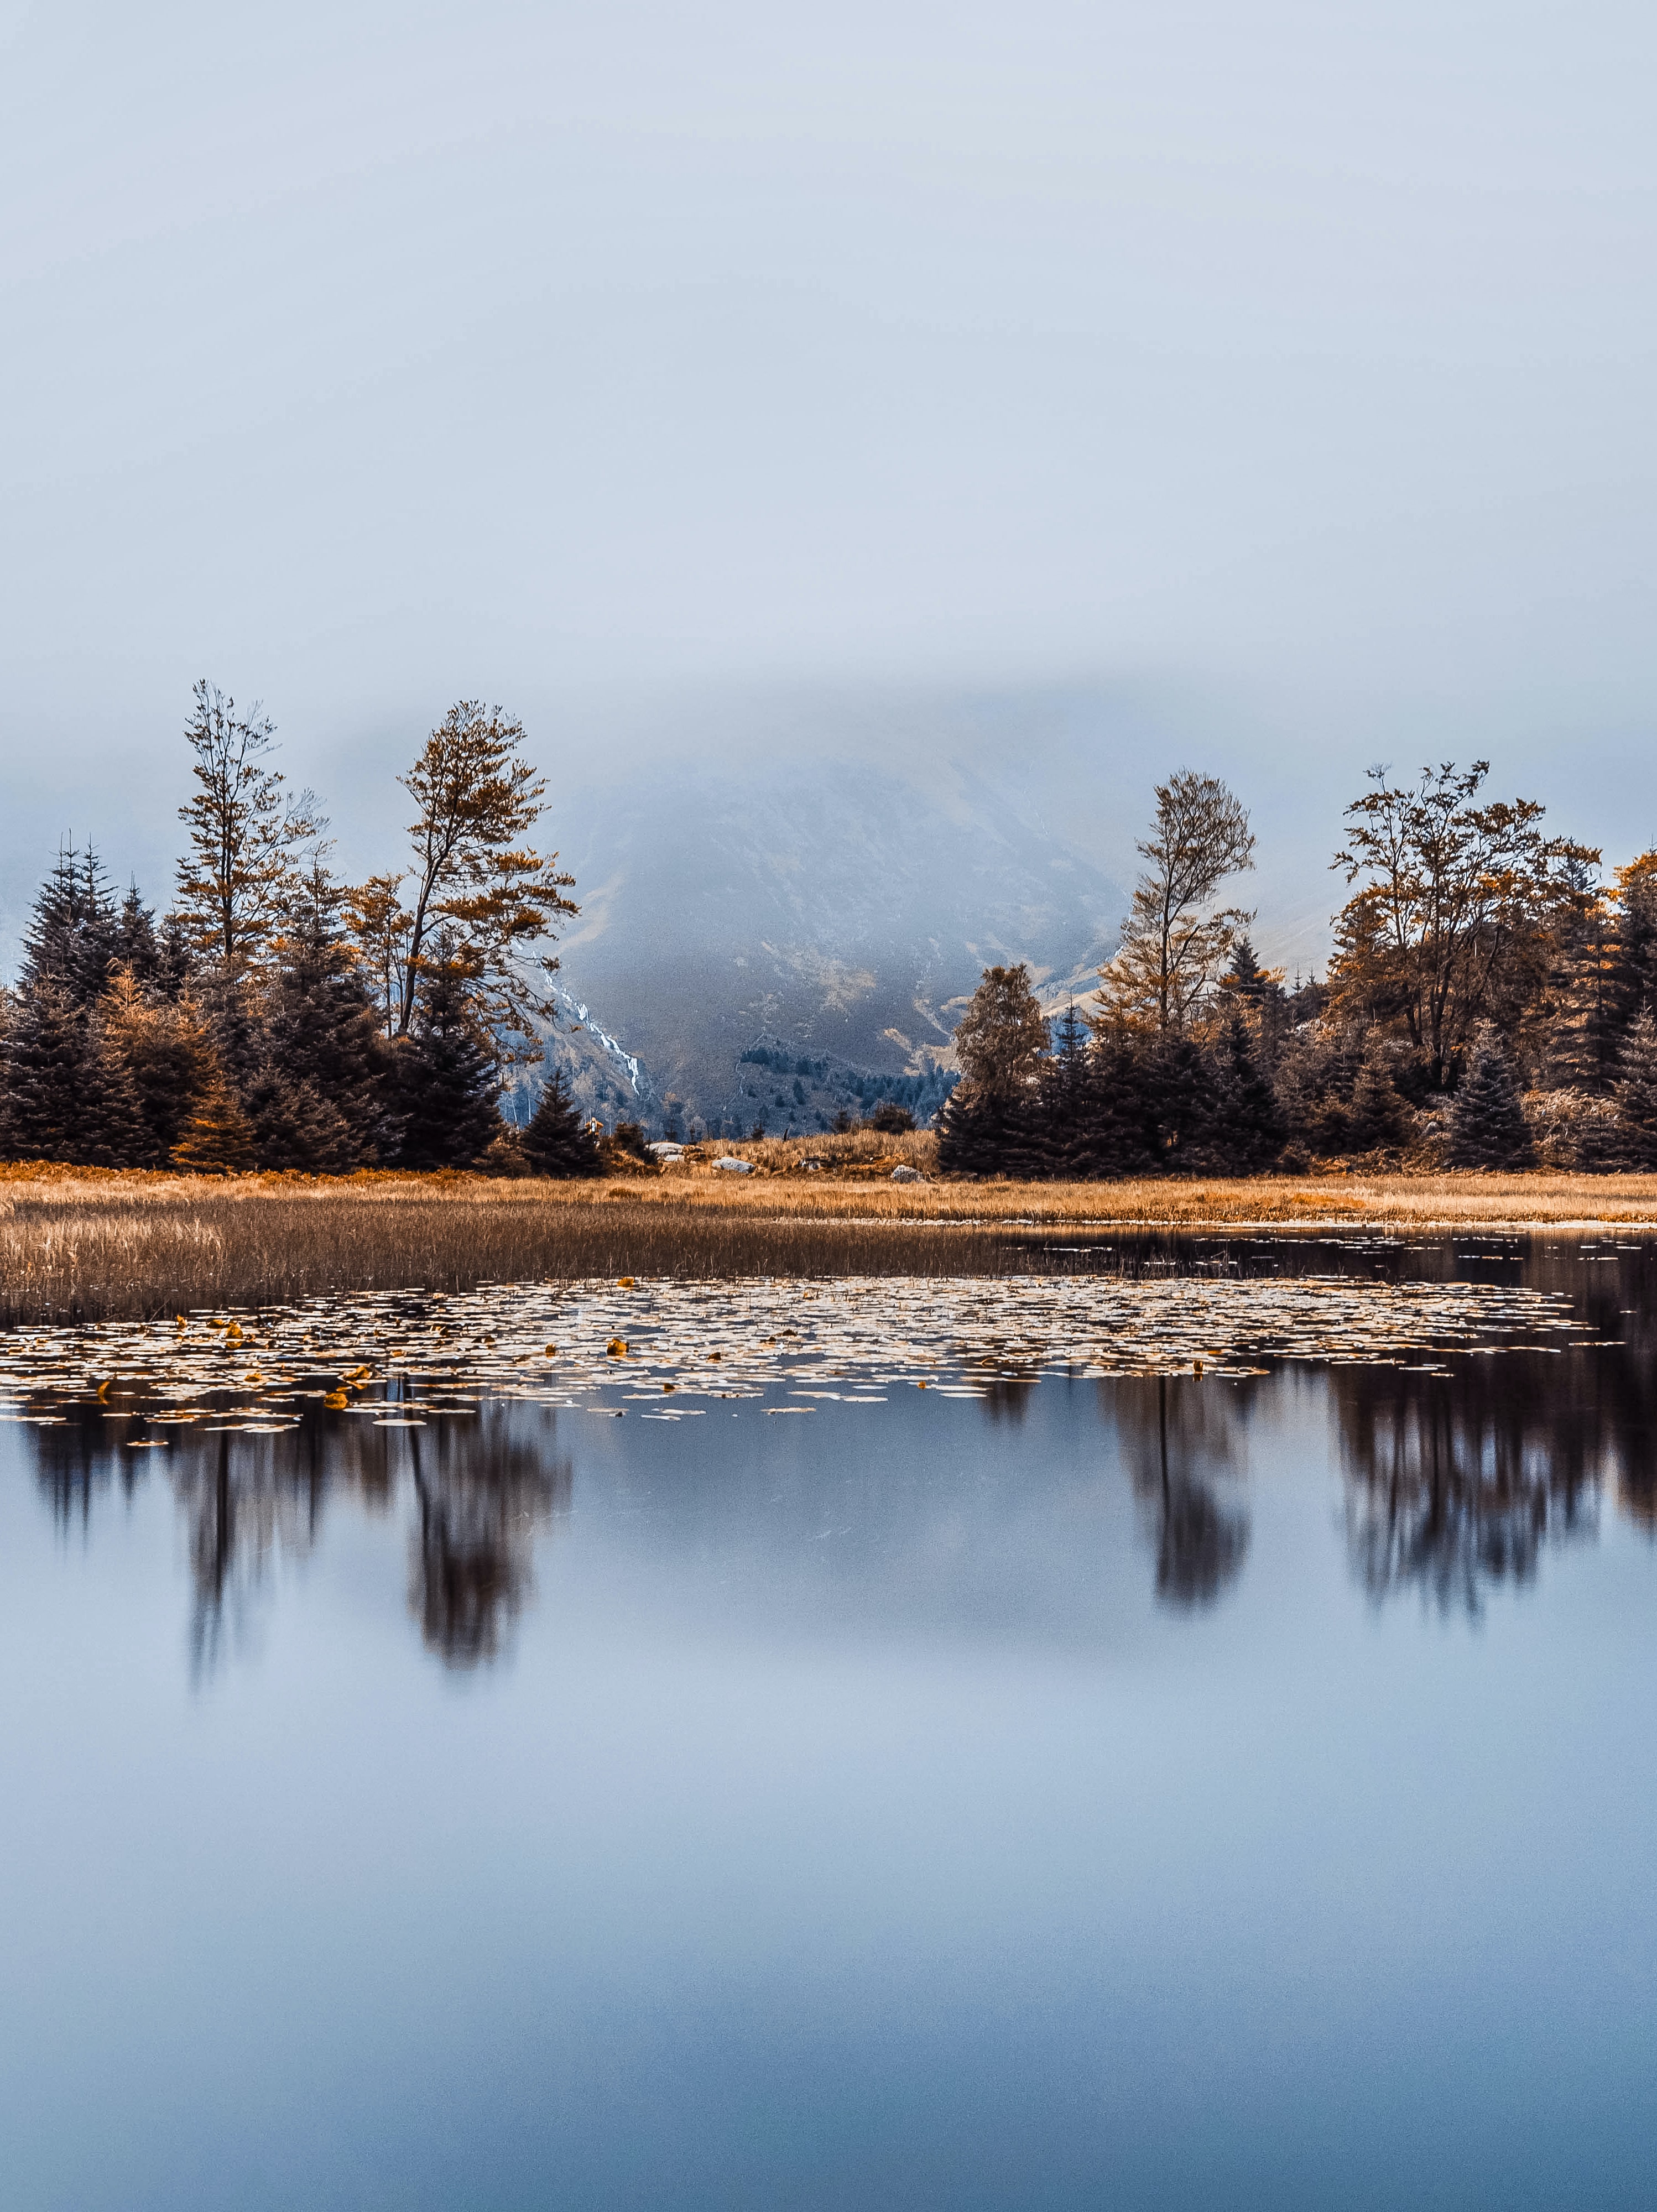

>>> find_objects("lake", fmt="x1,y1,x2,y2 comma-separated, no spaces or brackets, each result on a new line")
3,1234,1655,2210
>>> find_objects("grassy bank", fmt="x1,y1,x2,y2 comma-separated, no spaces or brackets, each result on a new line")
4,1139,1657,1322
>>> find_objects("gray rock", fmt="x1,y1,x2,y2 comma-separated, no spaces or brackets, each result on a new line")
713,1156,754,1174
890,1165,924,1183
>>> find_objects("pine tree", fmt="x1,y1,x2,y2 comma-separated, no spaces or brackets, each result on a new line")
936,1082,1033,1177
257,872,390,1165
520,1069,603,1176
1077,1031,1158,1179
242,1066,359,1171
1446,1025,1534,1169
1027,1004,1090,1177
3,980,146,1166
1202,1006,1284,1171
170,1076,257,1172
1345,1035,1414,1152
98,974,216,1165
389,945,500,1168
1611,1008,1657,1169
20,844,122,1009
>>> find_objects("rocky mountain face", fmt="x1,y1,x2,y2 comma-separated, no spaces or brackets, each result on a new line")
511,754,1125,1137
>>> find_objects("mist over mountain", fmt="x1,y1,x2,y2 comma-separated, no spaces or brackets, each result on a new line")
536,747,1128,1132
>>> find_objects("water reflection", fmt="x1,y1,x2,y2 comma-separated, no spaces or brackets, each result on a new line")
1332,1363,1601,1614
31,1400,568,1672
15,1238,1657,1668
1118,1375,1250,1606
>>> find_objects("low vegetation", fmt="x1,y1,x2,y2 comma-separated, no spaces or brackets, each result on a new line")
4,1151,1657,1325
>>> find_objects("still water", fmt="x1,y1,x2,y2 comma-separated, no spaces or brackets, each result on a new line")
3,1236,1656,2210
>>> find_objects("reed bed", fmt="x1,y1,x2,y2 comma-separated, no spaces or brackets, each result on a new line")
4,1154,1657,1323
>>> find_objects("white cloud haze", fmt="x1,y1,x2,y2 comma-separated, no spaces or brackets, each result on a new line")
2,0,1654,961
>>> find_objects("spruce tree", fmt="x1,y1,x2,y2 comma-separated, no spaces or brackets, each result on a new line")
170,1076,257,1173
1203,1006,1284,1171
98,975,216,1165
242,1066,358,1171
1345,1035,1414,1151
389,946,499,1168
520,1069,602,1176
1029,1005,1090,1178
258,874,390,1165
1446,1025,1534,1169
1078,1031,1158,1179
1611,1007,1657,1169
3,981,147,1166
20,844,122,1009
936,1082,1033,1177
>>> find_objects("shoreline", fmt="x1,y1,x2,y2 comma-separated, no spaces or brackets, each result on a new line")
4,1159,1657,1323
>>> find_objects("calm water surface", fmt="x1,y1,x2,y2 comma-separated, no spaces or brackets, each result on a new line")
3,1235,1656,2210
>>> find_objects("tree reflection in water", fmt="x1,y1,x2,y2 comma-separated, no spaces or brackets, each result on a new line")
31,1401,568,1674
1114,1374,1251,1607
1332,1360,1603,1615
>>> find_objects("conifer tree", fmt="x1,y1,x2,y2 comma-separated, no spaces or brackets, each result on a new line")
1611,1007,1657,1170
257,868,390,1166
170,1075,257,1173
1026,1004,1091,1177
242,1066,357,1171
20,844,122,1008
3,980,146,1165
1345,1035,1415,1152
98,974,216,1165
1446,1024,1534,1169
519,1069,602,1177
389,940,500,1168
1203,1006,1284,1170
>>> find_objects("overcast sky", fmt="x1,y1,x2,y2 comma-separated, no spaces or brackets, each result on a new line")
2,0,1654,956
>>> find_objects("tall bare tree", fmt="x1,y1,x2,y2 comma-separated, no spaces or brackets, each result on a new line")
174,680,320,969
383,701,577,1061
1094,771,1255,1032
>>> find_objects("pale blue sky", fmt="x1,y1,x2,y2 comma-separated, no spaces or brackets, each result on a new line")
2,0,1654,954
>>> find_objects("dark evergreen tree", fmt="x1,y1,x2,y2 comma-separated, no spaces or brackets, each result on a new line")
113,882,164,990
1137,1030,1221,1172
3,981,146,1165
936,1081,1035,1177
1076,1031,1158,1178
1202,1007,1284,1171
1026,1004,1090,1177
1611,1008,1657,1169
389,947,499,1168
1345,1035,1415,1151
20,844,122,1009
520,1070,602,1176
1446,1025,1534,1169
257,877,390,1166
242,1066,359,1171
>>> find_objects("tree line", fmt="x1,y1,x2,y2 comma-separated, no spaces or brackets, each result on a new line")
0,683,604,1174
941,762,1657,1176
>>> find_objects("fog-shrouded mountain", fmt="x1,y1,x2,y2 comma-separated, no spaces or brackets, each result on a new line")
524,753,1128,1135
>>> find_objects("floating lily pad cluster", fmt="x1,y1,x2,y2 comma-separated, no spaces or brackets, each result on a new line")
0,1270,1594,1436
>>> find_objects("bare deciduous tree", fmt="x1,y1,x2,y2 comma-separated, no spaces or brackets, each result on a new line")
174,680,321,970
1094,771,1255,1032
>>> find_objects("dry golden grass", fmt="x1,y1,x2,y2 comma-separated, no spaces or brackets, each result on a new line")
3,1146,1657,1322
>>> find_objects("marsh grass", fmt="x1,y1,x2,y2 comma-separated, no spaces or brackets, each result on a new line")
4,1151,1657,1322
